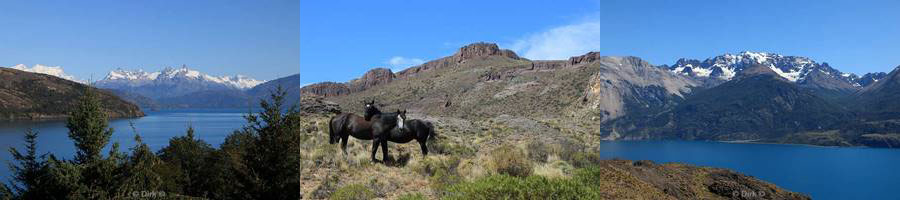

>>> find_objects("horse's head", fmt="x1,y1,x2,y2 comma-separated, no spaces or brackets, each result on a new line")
329,124,338,144
364,100,380,121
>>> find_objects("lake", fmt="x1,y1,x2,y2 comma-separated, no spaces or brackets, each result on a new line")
0,109,251,182
1,111,899,199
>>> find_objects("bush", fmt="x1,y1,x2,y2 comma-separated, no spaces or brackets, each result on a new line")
526,141,549,163
490,145,532,177
444,175,600,200
414,156,463,195
396,192,426,200
428,139,475,157
566,151,604,168
329,184,375,200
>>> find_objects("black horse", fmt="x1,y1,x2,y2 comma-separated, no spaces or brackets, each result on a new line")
388,110,436,157
362,102,402,163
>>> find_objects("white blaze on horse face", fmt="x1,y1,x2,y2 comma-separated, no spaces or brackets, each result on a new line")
397,115,404,129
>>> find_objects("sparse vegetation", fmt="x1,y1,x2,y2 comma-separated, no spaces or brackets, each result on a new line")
329,184,375,200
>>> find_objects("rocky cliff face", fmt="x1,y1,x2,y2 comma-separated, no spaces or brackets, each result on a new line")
299,82,350,97
348,68,395,92
575,55,697,122
0,68,145,120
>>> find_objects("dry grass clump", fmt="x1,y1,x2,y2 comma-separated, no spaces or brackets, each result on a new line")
489,145,533,177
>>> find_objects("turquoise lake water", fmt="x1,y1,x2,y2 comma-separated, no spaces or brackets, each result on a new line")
1,110,898,199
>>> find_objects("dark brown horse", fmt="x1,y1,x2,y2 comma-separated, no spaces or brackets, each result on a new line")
328,101,375,155
388,110,436,157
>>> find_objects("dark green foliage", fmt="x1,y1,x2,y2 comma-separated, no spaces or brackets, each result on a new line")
158,126,214,196
6,129,50,199
66,88,115,164
238,85,304,199
117,135,166,196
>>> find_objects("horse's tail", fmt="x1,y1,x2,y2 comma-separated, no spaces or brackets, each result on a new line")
329,113,347,143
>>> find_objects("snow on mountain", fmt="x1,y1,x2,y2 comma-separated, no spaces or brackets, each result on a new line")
4,64,85,83
98,66,263,90
666,52,858,85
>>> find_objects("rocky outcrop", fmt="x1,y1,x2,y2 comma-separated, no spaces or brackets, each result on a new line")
300,82,350,97
300,95,341,115
348,68,395,92
453,42,521,62
568,52,606,65
397,42,523,78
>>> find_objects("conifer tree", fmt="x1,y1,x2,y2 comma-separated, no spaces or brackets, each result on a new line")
65,87,120,198
241,85,303,199
116,135,164,197
159,126,214,196
6,129,49,199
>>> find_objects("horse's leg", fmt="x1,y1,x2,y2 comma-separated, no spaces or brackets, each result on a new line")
340,135,349,155
381,139,389,164
371,138,381,163
419,140,428,157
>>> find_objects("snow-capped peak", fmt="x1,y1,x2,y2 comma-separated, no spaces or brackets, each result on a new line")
669,52,826,82
98,65,263,90
4,64,85,83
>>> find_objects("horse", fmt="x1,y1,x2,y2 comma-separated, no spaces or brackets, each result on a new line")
363,102,402,163
387,110,436,158
328,100,376,155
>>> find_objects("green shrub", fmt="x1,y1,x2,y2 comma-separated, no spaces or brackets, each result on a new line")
415,157,463,195
329,184,374,200
428,139,475,157
444,175,600,200
396,192,426,200
490,145,532,177
557,150,604,168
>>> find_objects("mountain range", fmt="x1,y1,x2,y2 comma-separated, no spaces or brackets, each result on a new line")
93,66,297,109
302,42,900,148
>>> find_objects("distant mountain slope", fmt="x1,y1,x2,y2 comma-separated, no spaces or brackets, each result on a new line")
0,68,144,120
104,89,161,110
856,66,900,118
618,64,852,140
248,74,300,106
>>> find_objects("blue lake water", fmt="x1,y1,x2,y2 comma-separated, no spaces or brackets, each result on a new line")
1,110,899,199
0,109,250,182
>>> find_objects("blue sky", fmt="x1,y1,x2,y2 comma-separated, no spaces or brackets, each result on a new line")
301,0,900,85
1,0,298,81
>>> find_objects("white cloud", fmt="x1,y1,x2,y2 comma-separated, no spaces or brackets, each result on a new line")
386,56,425,71
510,21,603,60
4,64,85,83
